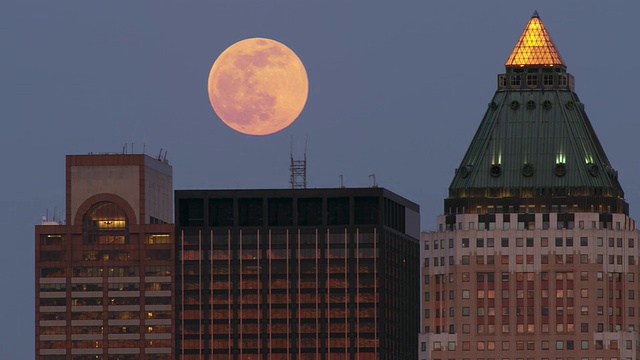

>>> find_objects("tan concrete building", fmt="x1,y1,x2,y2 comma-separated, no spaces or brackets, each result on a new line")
419,12,640,360
36,154,175,360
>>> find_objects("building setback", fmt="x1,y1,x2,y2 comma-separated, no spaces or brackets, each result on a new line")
175,188,420,359
36,154,175,360
419,12,640,360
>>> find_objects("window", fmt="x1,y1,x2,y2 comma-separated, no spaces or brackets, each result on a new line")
580,254,588,264
462,290,470,299
581,306,588,315
461,256,469,265
501,238,509,247
581,340,588,349
83,201,130,244
511,74,521,86
580,237,588,246
462,238,469,248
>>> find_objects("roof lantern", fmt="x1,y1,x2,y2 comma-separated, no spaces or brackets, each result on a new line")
505,10,565,67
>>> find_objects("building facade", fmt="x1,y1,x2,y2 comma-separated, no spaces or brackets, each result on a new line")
175,188,420,360
36,154,175,360
419,12,640,360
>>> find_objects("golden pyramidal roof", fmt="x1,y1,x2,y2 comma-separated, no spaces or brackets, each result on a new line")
505,11,565,67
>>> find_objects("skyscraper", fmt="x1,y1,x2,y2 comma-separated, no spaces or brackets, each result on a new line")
175,188,420,359
419,12,640,359
36,154,175,360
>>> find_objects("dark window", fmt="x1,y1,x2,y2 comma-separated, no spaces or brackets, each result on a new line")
354,197,379,224
238,198,263,226
179,198,204,227
209,198,234,226
327,197,349,225
268,198,293,226
298,198,323,226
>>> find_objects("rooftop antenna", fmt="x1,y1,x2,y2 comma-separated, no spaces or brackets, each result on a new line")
339,175,344,188
369,174,377,188
290,136,307,189
157,148,163,160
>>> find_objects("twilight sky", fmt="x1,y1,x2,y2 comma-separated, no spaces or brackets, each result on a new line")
2,1,640,357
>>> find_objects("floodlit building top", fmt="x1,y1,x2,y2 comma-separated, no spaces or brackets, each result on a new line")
505,10,565,67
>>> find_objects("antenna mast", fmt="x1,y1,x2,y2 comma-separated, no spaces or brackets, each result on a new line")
290,137,307,189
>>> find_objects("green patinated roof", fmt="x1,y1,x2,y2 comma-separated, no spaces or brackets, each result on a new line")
448,13,624,202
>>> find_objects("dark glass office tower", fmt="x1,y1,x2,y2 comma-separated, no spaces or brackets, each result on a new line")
175,188,419,360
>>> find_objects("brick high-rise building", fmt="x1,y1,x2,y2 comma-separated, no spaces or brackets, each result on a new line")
36,154,175,360
419,11,640,360
175,188,420,360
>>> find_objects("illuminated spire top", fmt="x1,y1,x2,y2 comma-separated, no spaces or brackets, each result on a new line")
505,11,565,67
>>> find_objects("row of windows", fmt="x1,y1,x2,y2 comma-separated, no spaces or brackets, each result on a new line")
40,266,172,278
426,287,634,301
424,322,635,335
39,325,171,335
426,304,638,318
427,236,635,250
425,271,633,285
426,253,638,267
40,339,172,349
424,271,635,284
439,217,629,232
427,338,631,352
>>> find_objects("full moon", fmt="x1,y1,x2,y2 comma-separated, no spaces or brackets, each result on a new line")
207,38,309,136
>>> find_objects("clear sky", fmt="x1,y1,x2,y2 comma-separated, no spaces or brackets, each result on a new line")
2,1,639,357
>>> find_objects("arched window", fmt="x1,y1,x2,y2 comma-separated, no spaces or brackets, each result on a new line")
83,202,129,244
